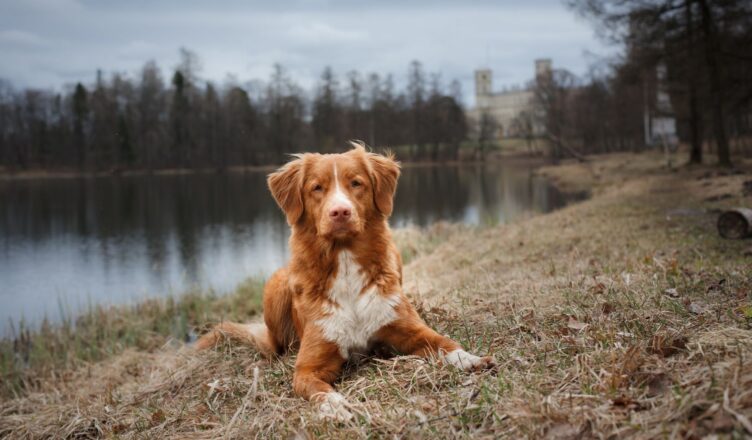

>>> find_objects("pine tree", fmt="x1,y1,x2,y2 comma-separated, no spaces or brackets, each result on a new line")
72,83,88,169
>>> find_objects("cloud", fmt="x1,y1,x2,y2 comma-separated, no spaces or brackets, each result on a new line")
117,40,162,60
0,30,52,47
287,22,367,45
0,0,612,104
3,0,83,13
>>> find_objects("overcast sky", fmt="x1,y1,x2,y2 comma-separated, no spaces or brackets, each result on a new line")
0,0,616,105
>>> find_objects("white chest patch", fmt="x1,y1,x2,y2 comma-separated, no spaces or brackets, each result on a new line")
316,251,400,359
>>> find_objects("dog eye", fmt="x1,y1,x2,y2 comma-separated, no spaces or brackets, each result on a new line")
351,180,361,188
312,184,323,192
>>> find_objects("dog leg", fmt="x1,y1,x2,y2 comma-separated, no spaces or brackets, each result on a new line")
376,310,494,371
293,328,351,422
263,268,296,353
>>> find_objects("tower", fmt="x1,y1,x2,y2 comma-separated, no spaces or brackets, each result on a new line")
535,59,552,79
475,69,492,107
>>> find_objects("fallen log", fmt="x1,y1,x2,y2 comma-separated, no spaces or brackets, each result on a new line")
717,207,752,239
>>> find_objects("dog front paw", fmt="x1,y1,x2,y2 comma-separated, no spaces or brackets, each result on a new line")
443,349,496,371
317,392,354,422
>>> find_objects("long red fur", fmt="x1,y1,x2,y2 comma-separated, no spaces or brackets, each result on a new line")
196,143,483,402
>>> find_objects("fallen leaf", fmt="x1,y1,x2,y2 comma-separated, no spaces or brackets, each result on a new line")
649,333,688,357
621,345,643,374
688,301,710,315
151,409,166,425
420,399,437,413
567,318,588,331
612,395,641,409
111,423,128,434
664,288,679,298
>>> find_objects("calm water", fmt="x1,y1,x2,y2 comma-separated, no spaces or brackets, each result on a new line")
0,162,570,336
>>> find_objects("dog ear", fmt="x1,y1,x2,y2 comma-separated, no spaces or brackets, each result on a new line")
367,151,401,217
268,157,304,225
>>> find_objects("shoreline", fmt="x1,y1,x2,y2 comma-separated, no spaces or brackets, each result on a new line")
0,151,547,181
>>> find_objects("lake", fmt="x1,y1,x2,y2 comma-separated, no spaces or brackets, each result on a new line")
0,161,571,336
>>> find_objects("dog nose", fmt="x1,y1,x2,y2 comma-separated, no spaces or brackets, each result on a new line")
329,205,351,220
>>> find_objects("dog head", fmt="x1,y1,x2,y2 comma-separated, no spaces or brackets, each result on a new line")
268,142,400,240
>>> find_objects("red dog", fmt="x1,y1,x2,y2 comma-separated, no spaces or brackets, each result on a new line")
197,143,493,420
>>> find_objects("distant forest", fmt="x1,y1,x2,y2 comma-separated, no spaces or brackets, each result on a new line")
0,51,468,171
2,0,751,172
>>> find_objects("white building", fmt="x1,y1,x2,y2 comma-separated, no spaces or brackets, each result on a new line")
468,59,551,138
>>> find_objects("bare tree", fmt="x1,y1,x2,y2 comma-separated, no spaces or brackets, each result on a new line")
696,0,730,165
532,68,580,159
407,60,426,159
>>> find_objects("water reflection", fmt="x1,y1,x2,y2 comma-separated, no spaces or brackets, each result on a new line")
392,164,564,226
0,161,570,335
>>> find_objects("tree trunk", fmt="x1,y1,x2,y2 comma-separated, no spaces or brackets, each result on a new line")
697,0,731,166
685,0,703,164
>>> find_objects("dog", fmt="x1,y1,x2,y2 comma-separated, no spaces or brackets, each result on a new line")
196,142,493,421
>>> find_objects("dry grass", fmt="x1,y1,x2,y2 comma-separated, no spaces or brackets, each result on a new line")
0,279,266,399
1,151,752,439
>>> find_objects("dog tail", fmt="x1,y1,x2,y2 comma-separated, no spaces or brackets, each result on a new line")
195,322,277,357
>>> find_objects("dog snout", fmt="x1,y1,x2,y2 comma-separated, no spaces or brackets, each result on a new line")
329,205,352,221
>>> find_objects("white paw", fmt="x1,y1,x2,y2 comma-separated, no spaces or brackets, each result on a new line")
442,349,495,371
317,392,353,422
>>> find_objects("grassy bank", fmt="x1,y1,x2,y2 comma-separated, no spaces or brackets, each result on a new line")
1,151,751,438
0,280,266,399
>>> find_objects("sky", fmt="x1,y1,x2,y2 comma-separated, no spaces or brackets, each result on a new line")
0,0,617,105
